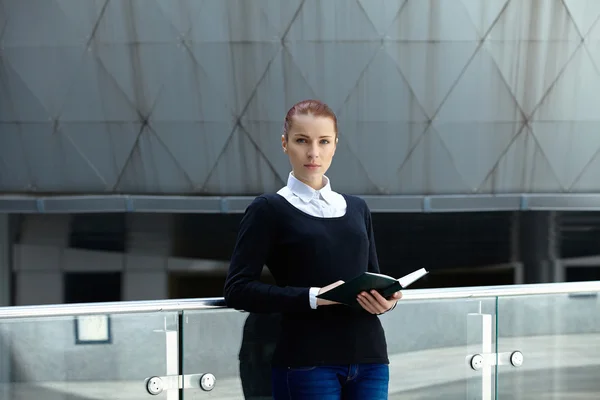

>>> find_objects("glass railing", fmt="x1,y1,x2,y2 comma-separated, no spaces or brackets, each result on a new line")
1,282,599,399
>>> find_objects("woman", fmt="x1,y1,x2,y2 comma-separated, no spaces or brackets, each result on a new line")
224,99,401,399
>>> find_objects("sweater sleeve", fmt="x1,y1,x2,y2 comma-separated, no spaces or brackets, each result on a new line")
223,196,311,313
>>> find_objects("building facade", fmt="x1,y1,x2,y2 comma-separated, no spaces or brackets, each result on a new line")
2,0,600,307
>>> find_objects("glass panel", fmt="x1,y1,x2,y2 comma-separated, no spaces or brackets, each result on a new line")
0,312,179,400
382,298,497,399
496,292,600,399
182,309,249,399
182,298,497,399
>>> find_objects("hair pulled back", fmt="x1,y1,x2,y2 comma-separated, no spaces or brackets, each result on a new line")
283,99,338,140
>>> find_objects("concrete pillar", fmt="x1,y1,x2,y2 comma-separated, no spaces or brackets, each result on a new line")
123,214,171,301
518,211,562,284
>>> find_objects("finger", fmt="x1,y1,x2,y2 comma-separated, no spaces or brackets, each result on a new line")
357,293,378,314
359,292,387,314
357,295,379,314
368,291,395,313
383,291,402,301
368,292,394,313
369,290,390,305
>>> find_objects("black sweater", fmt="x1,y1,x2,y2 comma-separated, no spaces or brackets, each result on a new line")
224,193,388,367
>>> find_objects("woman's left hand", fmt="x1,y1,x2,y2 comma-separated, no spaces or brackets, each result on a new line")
357,290,402,314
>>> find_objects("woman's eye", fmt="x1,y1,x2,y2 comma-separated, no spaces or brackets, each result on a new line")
320,140,330,144
296,139,306,143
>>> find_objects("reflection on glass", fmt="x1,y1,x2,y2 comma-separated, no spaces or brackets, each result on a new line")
239,313,281,399
379,298,497,398
496,292,600,399
182,309,241,398
0,312,178,400
183,298,498,399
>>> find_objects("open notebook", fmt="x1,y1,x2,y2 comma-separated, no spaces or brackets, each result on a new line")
316,268,428,308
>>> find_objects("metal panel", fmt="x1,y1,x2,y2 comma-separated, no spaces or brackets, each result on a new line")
478,127,563,193
43,196,127,213
202,127,285,195
2,0,100,46
2,45,85,118
563,0,600,37
386,0,479,41
526,195,600,211
94,0,180,44
2,193,600,214
133,196,223,213
395,127,471,194
357,0,407,37
152,122,234,187
61,122,141,190
0,197,38,213
434,121,522,192
285,0,380,41
0,57,50,122
115,128,195,193
18,125,107,192
362,195,423,213
429,195,521,213
59,50,140,122
384,41,479,118
2,0,600,198
0,1,7,44
531,122,600,191
285,41,382,111
187,42,281,116
223,197,257,213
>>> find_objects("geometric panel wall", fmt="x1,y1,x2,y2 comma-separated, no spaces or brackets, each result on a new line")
2,0,600,196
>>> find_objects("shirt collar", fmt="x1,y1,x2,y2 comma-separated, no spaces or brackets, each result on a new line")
286,172,337,205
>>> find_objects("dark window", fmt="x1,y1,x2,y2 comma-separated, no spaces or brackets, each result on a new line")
566,266,600,282
560,212,600,259
371,211,512,276
69,214,127,252
64,272,122,303
172,214,241,260
10,270,15,306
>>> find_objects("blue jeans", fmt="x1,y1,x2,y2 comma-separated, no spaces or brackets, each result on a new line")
271,364,389,399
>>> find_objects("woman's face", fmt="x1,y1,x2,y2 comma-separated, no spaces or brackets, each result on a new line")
282,113,337,189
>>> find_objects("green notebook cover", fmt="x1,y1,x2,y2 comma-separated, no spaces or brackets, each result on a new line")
316,268,428,309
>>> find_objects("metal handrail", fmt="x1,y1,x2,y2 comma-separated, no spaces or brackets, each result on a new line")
1,280,599,320
0,297,227,319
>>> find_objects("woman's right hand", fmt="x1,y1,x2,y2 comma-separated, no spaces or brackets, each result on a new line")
316,280,345,306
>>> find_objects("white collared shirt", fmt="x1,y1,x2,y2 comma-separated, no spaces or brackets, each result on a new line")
277,172,347,218
277,172,347,309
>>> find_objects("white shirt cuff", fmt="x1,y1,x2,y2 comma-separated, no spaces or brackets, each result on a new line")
309,287,320,309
